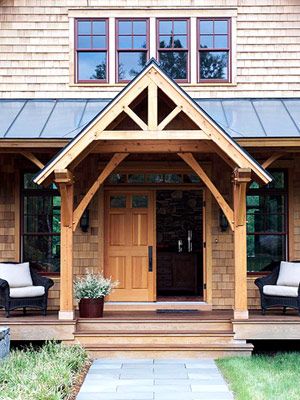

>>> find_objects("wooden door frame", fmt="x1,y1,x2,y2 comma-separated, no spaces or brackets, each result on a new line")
102,185,211,304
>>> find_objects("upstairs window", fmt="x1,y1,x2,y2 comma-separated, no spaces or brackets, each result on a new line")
116,19,149,82
246,170,288,273
157,18,189,82
76,19,108,82
198,18,230,82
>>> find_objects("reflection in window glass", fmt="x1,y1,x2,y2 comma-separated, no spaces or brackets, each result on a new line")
128,174,145,184
118,52,147,81
117,19,149,82
158,19,189,81
146,174,164,183
198,18,230,81
78,52,107,81
246,169,287,272
159,52,188,80
132,195,148,208
22,173,60,273
76,19,107,82
110,195,126,208
108,174,127,184
199,52,228,80
183,174,201,183
164,174,183,184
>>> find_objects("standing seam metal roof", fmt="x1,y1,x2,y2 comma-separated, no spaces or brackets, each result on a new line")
0,98,299,140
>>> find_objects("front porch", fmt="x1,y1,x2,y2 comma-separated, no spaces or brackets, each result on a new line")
33,60,271,321
3,309,300,358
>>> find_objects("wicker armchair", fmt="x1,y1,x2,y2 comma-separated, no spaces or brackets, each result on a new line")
0,264,54,317
255,261,300,316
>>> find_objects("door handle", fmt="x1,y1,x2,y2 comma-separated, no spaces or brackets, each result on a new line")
148,246,153,272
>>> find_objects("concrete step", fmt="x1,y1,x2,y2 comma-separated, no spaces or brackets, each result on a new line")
79,342,253,359
75,330,235,345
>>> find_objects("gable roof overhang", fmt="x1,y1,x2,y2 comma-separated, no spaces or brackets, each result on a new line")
34,59,272,186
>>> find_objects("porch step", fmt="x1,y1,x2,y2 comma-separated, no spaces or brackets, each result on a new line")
79,342,253,359
76,318,232,332
104,302,212,312
74,330,235,345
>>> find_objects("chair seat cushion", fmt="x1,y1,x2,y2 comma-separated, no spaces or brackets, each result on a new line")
0,262,33,288
9,286,45,298
263,285,298,298
277,261,300,287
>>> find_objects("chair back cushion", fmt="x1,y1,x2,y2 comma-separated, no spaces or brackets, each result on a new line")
0,262,33,288
277,261,300,287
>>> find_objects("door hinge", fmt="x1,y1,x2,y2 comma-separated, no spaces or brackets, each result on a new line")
203,242,206,248
203,283,207,290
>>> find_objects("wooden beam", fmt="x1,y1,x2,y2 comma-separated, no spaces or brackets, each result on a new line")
232,168,251,320
262,152,285,169
59,181,74,320
237,138,300,148
73,153,129,231
178,152,234,231
99,130,208,140
148,80,158,130
157,106,182,131
54,169,73,185
93,140,213,154
20,151,44,169
123,106,148,131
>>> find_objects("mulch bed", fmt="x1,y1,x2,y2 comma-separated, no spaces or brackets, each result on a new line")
68,359,93,400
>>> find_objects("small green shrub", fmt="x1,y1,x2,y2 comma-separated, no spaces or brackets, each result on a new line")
0,341,88,400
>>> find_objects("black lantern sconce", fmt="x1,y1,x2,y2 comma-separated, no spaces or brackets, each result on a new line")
80,209,90,233
219,209,229,232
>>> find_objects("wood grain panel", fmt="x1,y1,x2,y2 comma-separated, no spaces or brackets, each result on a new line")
132,256,148,289
132,212,148,246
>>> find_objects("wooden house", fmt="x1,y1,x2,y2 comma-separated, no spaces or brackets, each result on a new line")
0,0,300,357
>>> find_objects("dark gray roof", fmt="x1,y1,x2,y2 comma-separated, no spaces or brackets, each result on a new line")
0,98,299,140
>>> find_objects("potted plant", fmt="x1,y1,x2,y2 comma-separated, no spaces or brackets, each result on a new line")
74,271,118,318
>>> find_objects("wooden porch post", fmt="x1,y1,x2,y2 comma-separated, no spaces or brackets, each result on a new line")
54,170,74,320
232,168,252,320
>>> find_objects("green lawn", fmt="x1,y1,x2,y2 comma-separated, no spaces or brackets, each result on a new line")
0,341,89,400
217,353,300,400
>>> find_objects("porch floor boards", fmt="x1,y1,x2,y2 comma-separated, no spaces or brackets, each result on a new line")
1,308,299,323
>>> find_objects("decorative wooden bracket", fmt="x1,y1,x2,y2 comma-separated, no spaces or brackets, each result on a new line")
262,152,285,169
232,168,252,227
20,151,44,169
72,152,129,231
178,152,234,231
54,169,74,228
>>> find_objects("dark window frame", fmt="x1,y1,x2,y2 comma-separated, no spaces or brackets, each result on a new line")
21,171,61,276
156,17,190,83
197,17,231,83
75,18,109,83
246,169,288,275
116,18,150,83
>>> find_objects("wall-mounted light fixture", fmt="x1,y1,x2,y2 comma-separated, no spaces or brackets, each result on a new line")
80,209,90,233
219,209,229,232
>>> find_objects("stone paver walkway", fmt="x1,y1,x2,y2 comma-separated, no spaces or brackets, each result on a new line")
76,358,233,400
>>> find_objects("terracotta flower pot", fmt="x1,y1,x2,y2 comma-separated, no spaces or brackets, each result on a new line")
79,297,104,318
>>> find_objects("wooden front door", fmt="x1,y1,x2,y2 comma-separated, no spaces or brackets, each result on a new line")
104,191,155,301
